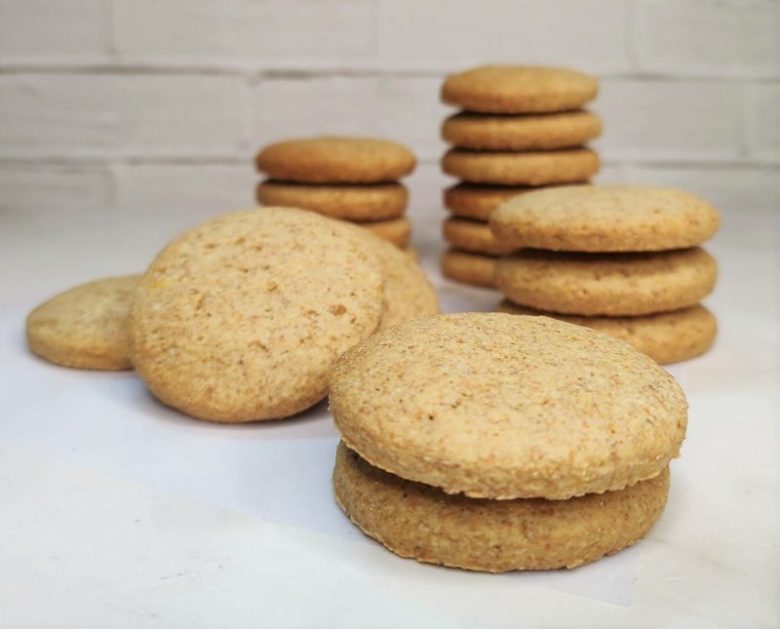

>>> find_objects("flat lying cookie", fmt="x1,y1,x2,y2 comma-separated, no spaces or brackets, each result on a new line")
330,313,687,500
334,443,669,572
131,207,384,423
441,65,598,114
362,216,411,248
256,136,416,184
442,217,514,256
444,183,537,220
491,185,721,252
440,249,497,288
495,248,717,316
498,301,717,364
442,148,599,186
26,275,140,370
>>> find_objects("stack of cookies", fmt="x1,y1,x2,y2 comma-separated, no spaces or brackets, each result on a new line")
331,313,687,572
491,185,721,364
439,65,603,287
256,136,416,251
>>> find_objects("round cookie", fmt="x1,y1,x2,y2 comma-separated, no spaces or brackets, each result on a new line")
26,275,140,370
442,217,514,256
445,183,536,220
361,217,411,248
131,207,384,423
256,136,416,184
440,249,496,288
495,248,717,317
334,443,670,572
330,313,688,500
257,181,408,222
490,185,722,252
441,65,598,114
442,148,599,186
497,301,717,364
442,110,602,151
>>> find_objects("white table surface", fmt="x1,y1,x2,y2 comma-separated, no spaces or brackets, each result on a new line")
1,199,778,629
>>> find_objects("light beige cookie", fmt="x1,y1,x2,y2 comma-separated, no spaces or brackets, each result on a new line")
131,207,384,423
442,148,599,186
441,65,598,114
330,313,688,500
26,275,140,370
497,301,717,364
495,248,717,316
440,249,497,288
444,183,536,220
334,443,670,572
362,217,411,248
442,217,514,256
490,185,721,252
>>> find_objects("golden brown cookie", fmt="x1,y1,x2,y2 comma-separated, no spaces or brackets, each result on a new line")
441,65,598,114
131,207,384,423
497,301,717,364
334,443,670,572
444,183,536,220
495,248,717,316
256,136,416,183
362,217,411,248
26,275,140,370
442,217,514,256
330,313,688,500
490,185,722,252
440,249,497,288
442,148,599,186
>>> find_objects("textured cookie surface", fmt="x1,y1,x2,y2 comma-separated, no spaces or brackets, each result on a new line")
330,313,688,500
334,444,669,572
256,136,416,183
442,217,514,256
495,248,717,316
441,65,598,113
26,275,140,370
444,183,535,221
491,185,721,252
440,249,497,287
257,181,408,221
362,217,411,248
498,302,717,364
442,148,599,185
131,207,384,423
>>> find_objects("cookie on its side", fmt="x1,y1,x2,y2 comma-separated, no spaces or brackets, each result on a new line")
444,183,533,221
442,217,514,256
362,217,412,248
440,249,497,288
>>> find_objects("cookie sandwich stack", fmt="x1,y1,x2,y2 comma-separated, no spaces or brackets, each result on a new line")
256,136,417,251
491,185,721,364
439,65,602,287
331,313,687,572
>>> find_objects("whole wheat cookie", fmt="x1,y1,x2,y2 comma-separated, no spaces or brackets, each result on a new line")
495,248,717,316
442,148,599,186
497,301,717,364
440,249,497,288
441,65,598,114
330,313,688,500
442,110,602,151
362,217,411,248
131,207,384,423
256,136,416,184
442,217,514,256
445,183,537,221
490,185,721,252
334,443,670,572
26,275,140,370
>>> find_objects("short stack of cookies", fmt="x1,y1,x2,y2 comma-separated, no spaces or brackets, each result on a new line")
491,185,721,364
256,136,416,251
439,65,603,287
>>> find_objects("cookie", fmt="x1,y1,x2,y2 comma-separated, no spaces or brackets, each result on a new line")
490,185,721,252
442,110,602,151
498,301,717,364
26,275,140,370
495,248,717,316
257,181,408,222
334,443,670,572
441,65,598,114
444,183,536,221
442,148,599,186
442,217,514,256
330,313,687,500
440,249,496,288
362,217,412,248
256,136,416,184
131,207,384,423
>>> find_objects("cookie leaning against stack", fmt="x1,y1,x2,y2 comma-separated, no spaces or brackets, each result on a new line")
439,65,602,288
330,313,687,572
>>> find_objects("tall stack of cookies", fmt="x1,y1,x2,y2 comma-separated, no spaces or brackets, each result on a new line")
256,136,416,250
439,65,603,288
491,185,721,364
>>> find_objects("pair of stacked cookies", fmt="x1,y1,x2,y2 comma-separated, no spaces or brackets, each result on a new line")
256,137,416,250
492,185,721,364
331,313,687,572
438,65,603,287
